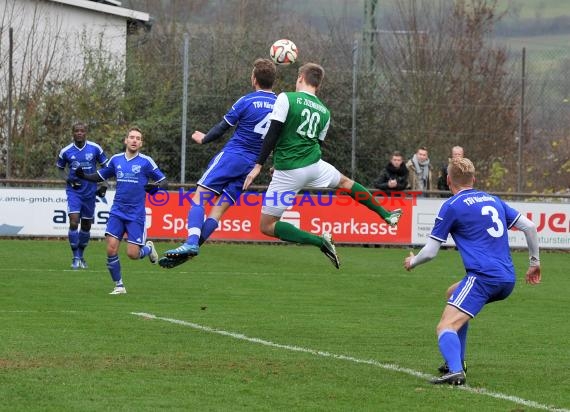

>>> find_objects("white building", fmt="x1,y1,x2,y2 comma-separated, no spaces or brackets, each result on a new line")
0,0,150,90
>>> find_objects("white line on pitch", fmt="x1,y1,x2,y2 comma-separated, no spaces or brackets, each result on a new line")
131,312,568,412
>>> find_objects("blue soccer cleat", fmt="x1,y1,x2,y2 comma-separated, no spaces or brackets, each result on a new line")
164,243,199,259
79,258,88,269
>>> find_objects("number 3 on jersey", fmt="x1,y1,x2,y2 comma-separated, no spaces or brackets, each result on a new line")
296,108,320,138
482,205,504,237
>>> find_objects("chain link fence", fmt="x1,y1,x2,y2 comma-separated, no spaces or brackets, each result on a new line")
1,21,569,195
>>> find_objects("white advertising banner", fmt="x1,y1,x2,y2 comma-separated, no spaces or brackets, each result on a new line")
412,198,570,249
0,188,113,238
0,188,568,249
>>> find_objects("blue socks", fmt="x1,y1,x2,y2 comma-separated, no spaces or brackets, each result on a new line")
186,205,205,245
107,255,122,283
69,229,79,258
78,230,90,258
457,322,469,363
438,329,463,372
139,244,150,259
199,217,219,245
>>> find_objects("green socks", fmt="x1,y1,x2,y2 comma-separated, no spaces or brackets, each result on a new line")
349,182,390,219
274,221,322,247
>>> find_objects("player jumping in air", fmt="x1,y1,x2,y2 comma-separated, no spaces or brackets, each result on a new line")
162,58,277,268
242,62,402,269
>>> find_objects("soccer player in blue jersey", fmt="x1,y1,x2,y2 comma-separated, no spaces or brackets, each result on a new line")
76,127,167,294
404,157,541,386
56,122,108,270
162,58,277,268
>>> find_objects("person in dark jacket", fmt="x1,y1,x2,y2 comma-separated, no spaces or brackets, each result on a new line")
375,151,409,194
437,146,464,196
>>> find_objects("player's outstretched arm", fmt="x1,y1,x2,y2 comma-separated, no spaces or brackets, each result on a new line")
403,237,442,271
196,120,231,144
513,214,541,285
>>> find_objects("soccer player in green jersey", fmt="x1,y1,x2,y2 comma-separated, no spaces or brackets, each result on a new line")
243,62,402,269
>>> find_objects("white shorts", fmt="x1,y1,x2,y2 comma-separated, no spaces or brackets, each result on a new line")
262,159,341,217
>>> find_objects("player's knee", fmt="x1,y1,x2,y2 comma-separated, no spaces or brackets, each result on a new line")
337,174,353,190
445,282,460,299
435,323,449,336
259,222,275,237
126,249,139,260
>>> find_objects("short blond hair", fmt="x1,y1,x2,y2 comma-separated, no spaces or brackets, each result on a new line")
448,157,475,186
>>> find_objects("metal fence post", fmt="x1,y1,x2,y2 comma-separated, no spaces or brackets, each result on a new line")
351,39,358,180
180,32,189,184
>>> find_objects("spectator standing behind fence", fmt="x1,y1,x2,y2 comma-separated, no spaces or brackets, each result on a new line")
437,146,464,196
374,151,409,195
406,146,432,196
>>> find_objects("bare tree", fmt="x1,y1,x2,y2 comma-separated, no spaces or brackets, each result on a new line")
0,0,65,177
360,0,520,190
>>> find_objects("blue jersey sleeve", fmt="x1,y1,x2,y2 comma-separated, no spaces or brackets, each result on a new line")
97,157,117,181
501,198,521,229
98,149,109,166
223,96,246,126
430,201,454,243
145,157,166,184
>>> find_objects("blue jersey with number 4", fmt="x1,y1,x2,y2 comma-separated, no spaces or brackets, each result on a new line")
430,188,521,282
221,90,277,161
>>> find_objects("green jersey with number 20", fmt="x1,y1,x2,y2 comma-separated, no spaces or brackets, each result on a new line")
269,91,331,170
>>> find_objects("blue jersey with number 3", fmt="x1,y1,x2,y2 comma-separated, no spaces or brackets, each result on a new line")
221,90,277,161
430,188,521,282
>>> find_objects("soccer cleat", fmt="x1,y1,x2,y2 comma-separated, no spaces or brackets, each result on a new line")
158,256,190,269
146,240,158,264
430,370,466,386
79,258,88,269
71,257,81,270
438,361,467,375
320,232,340,269
385,208,403,227
109,286,127,295
164,243,199,259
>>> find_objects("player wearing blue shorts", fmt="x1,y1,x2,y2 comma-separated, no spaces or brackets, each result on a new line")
76,127,167,294
162,58,277,268
56,122,108,269
404,157,542,385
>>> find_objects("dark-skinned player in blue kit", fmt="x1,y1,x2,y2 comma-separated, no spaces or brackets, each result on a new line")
56,122,108,269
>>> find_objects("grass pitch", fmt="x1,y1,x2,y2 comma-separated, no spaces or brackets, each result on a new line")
0,239,568,411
